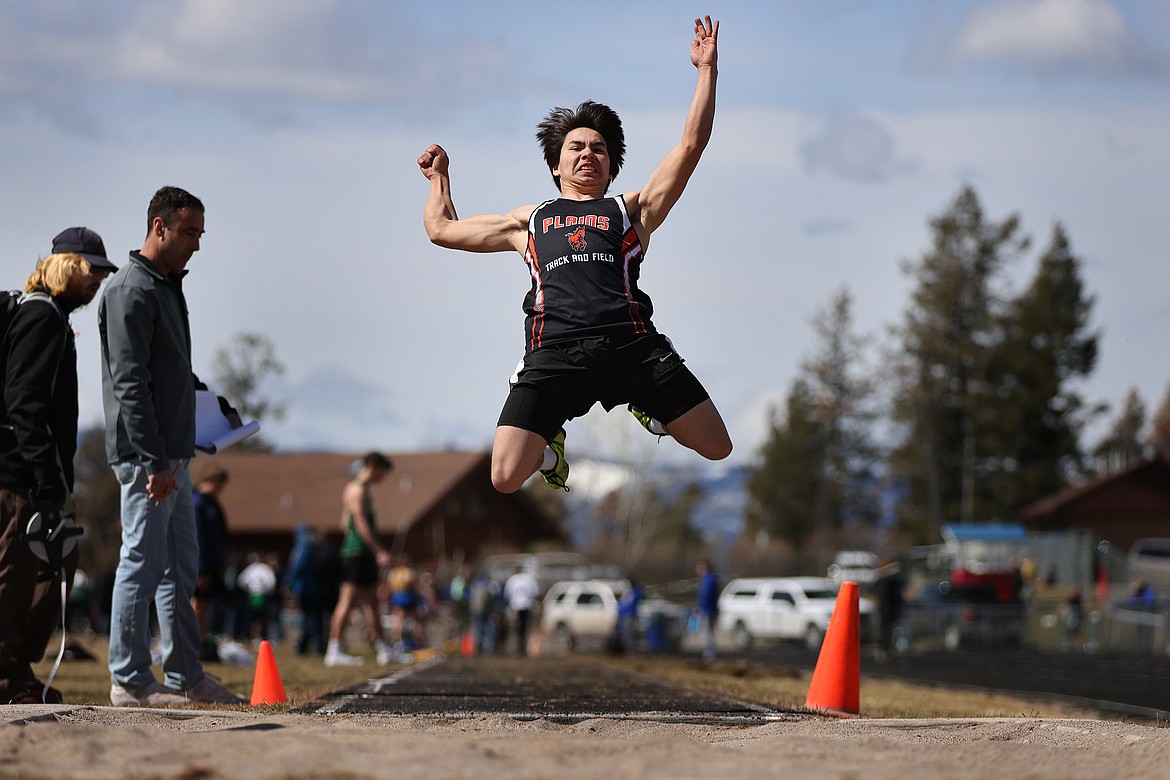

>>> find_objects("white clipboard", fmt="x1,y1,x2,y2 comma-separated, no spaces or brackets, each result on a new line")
195,390,261,454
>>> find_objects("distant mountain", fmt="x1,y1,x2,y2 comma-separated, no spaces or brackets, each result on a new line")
556,457,747,550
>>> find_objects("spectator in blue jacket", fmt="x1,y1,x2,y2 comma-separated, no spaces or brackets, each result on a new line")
287,525,330,655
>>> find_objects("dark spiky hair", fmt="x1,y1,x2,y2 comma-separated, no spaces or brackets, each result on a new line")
535,100,625,191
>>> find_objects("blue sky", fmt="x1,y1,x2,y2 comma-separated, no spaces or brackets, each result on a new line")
2,0,1168,469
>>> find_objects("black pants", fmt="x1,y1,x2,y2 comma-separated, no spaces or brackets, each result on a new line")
514,608,533,657
298,596,327,654
0,488,77,699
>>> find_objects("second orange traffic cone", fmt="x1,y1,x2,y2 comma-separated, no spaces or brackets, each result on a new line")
250,640,288,706
804,580,861,716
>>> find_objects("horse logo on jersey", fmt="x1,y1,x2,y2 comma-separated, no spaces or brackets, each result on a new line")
566,226,587,252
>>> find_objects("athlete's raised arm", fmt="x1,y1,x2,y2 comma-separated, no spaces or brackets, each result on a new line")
628,16,719,239
418,144,532,254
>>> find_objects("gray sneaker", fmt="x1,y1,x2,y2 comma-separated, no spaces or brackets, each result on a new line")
183,674,245,705
110,680,188,707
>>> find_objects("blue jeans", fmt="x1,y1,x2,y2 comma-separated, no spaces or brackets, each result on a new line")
107,461,204,690
700,611,717,661
472,612,495,655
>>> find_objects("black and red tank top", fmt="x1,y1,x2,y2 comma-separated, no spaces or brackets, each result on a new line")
521,195,655,352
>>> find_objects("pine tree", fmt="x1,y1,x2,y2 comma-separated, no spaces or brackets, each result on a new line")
1092,388,1148,472
983,223,1100,512
1150,381,1170,459
744,378,823,552
890,186,1028,540
800,288,881,540
745,288,878,553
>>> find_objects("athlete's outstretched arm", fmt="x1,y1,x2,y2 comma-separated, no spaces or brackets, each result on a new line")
418,144,531,254
630,16,719,238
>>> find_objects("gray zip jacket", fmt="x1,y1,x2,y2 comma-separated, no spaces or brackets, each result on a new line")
99,251,199,473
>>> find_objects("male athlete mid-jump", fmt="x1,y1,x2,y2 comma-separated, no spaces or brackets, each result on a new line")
419,15,731,493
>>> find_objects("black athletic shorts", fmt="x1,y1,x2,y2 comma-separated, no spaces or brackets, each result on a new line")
340,552,379,587
496,333,710,443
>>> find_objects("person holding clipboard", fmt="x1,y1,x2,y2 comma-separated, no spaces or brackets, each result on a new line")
99,186,250,707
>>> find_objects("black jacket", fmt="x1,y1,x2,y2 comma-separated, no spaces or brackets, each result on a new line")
0,292,78,506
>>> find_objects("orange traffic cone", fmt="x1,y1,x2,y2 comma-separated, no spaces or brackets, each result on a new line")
460,632,475,657
250,640,288,706
804,581,861,716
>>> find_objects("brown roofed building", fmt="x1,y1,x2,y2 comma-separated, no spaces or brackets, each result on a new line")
1017,457,1170,551
199,450,564,568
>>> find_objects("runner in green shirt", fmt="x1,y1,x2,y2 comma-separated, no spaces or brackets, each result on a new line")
325,452,394,667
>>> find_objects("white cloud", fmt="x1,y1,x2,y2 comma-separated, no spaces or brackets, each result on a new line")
948,0,1170,77
0,0,513,117
800,110,914,183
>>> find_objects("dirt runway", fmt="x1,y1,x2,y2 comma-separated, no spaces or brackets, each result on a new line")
3,654,1169,779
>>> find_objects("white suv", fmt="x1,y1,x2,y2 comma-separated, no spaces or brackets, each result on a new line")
540,579,687,652
1128,538,1170,592
716,576,874,651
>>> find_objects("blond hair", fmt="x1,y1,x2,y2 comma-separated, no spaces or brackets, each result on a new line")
25,253,93,296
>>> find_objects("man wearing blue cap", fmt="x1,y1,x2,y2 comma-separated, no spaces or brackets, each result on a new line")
1,227,115,704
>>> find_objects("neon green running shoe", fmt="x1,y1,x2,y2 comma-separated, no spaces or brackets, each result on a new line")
628,405,666,440
539,428,570,492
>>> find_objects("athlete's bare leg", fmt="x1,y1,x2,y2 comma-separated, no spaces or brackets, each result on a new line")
357,588,385,645
491,425,552,493
329,582,356,642
661,399,733,461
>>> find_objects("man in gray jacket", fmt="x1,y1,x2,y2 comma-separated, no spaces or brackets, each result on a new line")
99,186,243,706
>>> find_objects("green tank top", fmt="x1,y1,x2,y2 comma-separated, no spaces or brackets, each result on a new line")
339,488,376,558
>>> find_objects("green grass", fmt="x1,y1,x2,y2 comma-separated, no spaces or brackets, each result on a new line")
32,635,388,711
